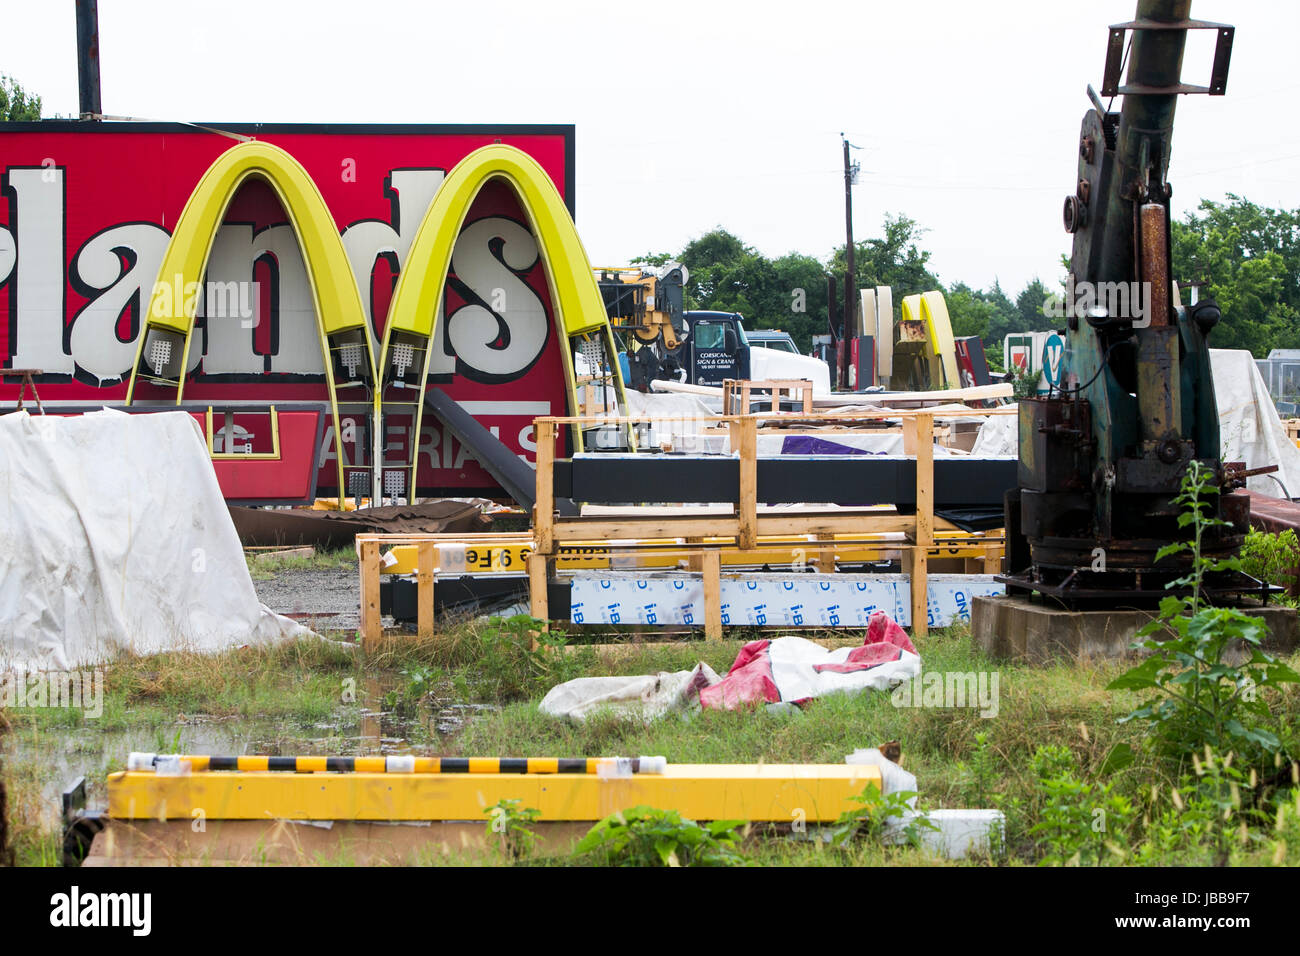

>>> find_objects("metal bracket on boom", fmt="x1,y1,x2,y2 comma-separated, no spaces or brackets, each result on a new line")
1103,19,1234,97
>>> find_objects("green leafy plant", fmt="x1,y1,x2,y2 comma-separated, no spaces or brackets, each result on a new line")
1264,777,1300,866
1240,527,1300,607
1028,744,1134,866
830,781,937,849
151,726,183,754
384,664,441,713
1008,363,1040,400
573,806,750,867
955,730,999,807
1133,747,1273,866
1107,461,1300,761
484,798,542,862
459,615,588,703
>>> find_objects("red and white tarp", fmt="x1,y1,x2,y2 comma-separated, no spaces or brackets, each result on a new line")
700,612,920,710
540,612,920,721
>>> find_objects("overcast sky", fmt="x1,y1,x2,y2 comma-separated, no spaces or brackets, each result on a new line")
5,0,1299,297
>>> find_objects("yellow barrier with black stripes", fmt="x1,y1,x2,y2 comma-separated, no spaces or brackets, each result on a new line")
109,757,884,823
380,532,1003,576
126,752,664,775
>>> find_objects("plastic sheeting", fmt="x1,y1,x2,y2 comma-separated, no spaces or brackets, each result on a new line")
569,571,1004,629
0,409,314,671
538,662,721,722
1211,349,1300,496
539,614,920,720
699,615,921,709
614,390,975,457
970,412,1017,458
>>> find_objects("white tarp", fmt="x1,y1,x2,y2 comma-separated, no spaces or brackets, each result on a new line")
971,410,1017,457
969,350,1300,496
538,662,721,722
613,390,975,456
0,409,314,671
1211,349,1300,496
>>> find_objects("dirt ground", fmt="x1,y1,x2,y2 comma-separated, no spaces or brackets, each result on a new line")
254,566,361,634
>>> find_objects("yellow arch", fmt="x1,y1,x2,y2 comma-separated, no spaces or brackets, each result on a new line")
125,139,377,501
135,140,371,343
900,291,959,389
383,144,607,345
379,143,627,496
918,290,959,388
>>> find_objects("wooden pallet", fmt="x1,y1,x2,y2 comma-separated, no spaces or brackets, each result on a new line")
721,378,815,415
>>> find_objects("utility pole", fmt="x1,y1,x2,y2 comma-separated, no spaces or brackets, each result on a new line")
841,134,858,390
75,0,102,120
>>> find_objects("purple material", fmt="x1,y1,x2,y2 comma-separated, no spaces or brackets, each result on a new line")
780,435,881,456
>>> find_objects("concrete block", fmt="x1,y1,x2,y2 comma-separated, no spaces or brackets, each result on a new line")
971,595,1298,664
886,809,1004,859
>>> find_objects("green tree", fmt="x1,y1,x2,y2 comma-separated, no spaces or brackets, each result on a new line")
631,251,676,268
765,251,829,351
675,229,829,351
678,227,755,309
945,281,994,340
1172,195,1300,357
1013,279,1054,333
0,74,41,121
657,218,1075,364
827,213,940,301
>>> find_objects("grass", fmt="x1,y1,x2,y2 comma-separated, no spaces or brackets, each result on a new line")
246,546,357,580
6,637,363,734
3,616,1298,867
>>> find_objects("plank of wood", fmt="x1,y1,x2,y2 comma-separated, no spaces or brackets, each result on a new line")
416,541,436,641
911,413,934,640
814,383,1012,407
703,550,722,641
359,540,381,650
534,419,555,555
816,532,836,573
738,417,757,550
528,552,550,649
553,513,916,542
245,546,316,557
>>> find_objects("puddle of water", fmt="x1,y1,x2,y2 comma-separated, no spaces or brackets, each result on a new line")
7,720,294,830
4,672,499,829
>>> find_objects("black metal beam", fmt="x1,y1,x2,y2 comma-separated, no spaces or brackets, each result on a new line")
554,454,1016,509
422,387,536,509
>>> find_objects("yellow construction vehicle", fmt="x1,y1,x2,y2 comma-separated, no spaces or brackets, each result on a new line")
595,263,690,388
596,263,687,350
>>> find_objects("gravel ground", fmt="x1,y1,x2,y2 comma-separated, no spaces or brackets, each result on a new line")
254,566,362,634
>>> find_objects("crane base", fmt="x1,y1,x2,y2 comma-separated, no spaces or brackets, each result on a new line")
970,595,1298,664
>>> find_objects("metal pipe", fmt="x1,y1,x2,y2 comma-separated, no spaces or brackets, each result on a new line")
1117,0,1192,194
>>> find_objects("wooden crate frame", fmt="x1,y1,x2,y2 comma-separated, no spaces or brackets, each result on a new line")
357,407,1012,648
721,378,815,415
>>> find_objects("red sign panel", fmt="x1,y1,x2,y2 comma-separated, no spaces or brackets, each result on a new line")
0,122,576,495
